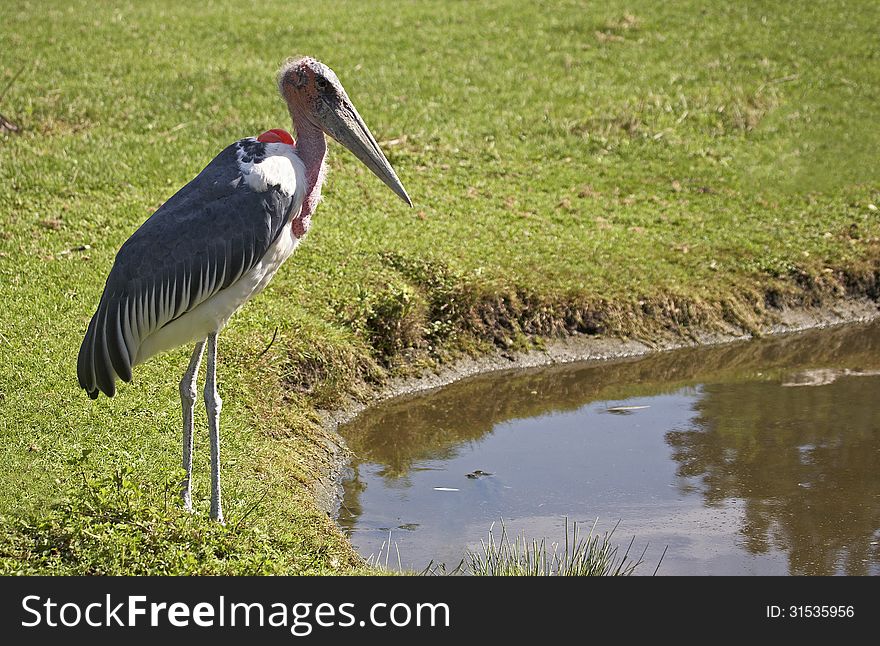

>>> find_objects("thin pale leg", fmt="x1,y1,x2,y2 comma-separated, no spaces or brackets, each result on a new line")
180,339,206,512
204,332,224,523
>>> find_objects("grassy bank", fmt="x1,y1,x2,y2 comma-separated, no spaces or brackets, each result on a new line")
1,0,878,573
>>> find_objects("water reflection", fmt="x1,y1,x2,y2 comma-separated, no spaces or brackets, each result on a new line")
669,377,880,574
338,320,880,575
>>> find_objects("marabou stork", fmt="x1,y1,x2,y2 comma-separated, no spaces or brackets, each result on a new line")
77,57,411,522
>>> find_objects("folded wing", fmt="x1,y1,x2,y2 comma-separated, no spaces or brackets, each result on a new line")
77,141,299,398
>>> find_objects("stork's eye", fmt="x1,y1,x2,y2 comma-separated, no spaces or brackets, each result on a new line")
315,76,328,91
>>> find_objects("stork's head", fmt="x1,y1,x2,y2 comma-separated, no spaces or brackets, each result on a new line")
279,57,412,207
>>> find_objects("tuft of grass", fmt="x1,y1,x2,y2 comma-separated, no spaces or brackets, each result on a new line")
464,518,656,577
364,531,405,575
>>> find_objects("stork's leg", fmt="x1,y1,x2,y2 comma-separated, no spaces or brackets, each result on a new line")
180,340,206,512
204,332,224,523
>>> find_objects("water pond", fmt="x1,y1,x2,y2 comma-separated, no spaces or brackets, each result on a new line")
337,321,880,575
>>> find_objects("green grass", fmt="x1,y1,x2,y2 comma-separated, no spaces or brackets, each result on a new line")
463,519,651,576
1,0,878,574
369,518,651,576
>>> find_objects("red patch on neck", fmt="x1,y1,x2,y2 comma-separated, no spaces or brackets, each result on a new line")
257,129,295,145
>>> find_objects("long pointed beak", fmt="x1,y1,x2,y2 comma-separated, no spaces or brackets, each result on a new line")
319,95,412,207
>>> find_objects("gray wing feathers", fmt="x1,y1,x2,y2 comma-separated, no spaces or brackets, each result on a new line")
78,141,296,398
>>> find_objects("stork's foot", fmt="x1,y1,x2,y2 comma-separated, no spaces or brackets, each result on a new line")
210,494,224,524
181,486,194,513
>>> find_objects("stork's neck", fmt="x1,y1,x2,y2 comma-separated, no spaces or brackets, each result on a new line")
291,112,327,236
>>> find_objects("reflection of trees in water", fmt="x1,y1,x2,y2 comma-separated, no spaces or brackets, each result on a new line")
667,376,880,575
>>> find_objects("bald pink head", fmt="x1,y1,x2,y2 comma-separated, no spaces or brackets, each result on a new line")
277,56,412,207
277,57,339,126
